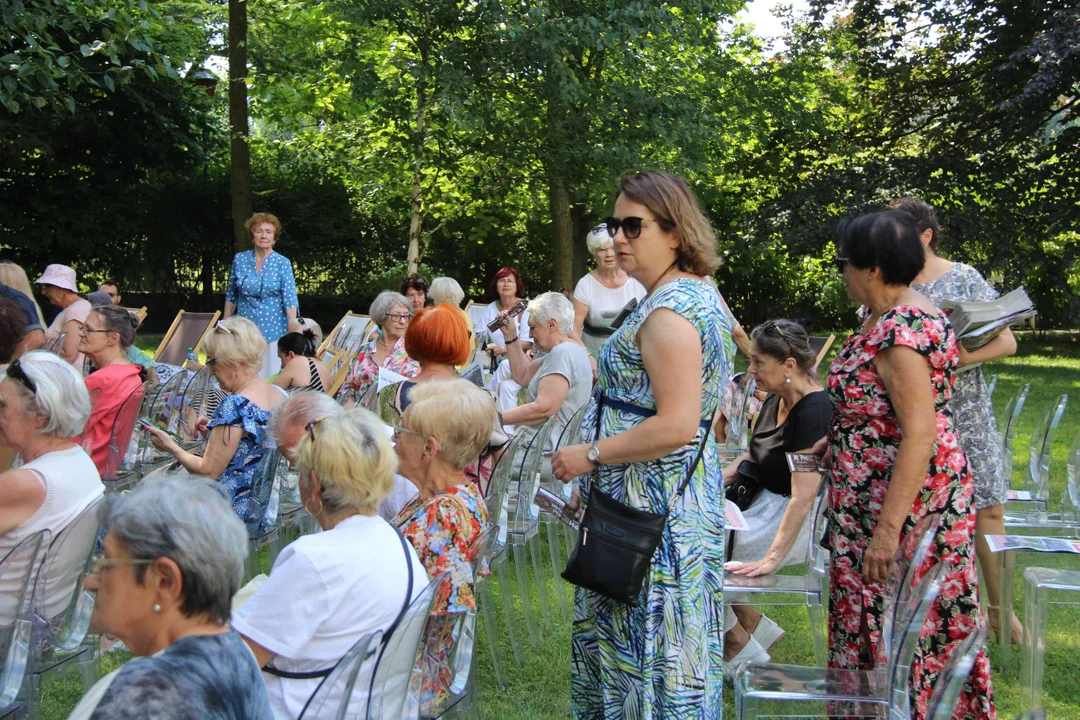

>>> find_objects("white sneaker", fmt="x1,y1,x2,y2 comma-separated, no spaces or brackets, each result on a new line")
722,635,770,679
752,614,786,651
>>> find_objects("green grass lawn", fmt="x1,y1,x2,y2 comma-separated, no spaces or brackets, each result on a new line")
39,333,1080,718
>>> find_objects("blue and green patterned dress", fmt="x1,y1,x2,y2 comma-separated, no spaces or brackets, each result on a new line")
572,278,733,719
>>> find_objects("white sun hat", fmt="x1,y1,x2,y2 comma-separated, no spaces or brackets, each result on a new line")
35,264,79,293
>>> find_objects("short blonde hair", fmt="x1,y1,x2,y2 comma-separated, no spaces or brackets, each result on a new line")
428,277,465,307
405,380,494,471
245,212,282,240
617,171,721,275
292,408,396,515
201,316,266,374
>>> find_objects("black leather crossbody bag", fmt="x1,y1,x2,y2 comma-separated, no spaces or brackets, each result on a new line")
561,394,709,606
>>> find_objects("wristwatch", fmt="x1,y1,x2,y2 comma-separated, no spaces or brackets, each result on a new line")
587,442,601,467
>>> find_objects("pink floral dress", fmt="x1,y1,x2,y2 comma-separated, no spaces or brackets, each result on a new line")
826,306,995,720
339,336,420,400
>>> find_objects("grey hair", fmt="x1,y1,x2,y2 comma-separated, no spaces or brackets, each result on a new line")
267,390,343,449
428,277,465,307
369,290,411,324
585,225,613,255
1,350,91,437
100,474,247,624
527,291,575,335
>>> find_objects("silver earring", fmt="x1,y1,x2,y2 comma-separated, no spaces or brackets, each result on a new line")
153,604,161,613
785,377,792,384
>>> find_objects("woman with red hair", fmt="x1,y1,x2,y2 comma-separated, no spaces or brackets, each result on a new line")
477,267,532,410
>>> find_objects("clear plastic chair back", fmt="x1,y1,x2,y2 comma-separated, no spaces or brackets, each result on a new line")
999,383,1030,483
367,572,448,720
244,449,283,535
985,373,998,401
103,382,148,484
726,372,756,449
1027,394,1068,500
484,434,526,547
1064,430,1080,519
297,630,382,720
0,530,50,709
920,627,987,720
42,333,65,355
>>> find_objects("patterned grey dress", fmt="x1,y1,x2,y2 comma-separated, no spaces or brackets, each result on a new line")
913,262,1007,509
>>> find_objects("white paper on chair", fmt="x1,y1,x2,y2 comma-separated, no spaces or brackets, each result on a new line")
1005,489,1033,501
376,367,408,391
534,486,580,531
985,535,1080,554
725,500,750,531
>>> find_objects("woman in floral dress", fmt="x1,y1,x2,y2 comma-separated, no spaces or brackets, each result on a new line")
552,171,733,719
826,210,994,720
339,290,420,402
897,196,1022,644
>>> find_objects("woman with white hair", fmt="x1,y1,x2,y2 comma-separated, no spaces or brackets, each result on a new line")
572,225,646,356
145,316,287,519
234,409,426,719
500,292,593,447
340,290,421,400
69,476,272,718
0,352,103,621
429,276,476,355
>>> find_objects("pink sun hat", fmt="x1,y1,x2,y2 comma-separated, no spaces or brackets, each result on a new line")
35,264,79,293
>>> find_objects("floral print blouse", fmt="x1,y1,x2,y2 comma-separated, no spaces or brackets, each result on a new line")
340,336,420,399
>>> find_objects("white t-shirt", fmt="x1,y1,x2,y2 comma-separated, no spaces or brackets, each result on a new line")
476,301,531,347
378,474,418,521
231,515,427,719
572,274,646,354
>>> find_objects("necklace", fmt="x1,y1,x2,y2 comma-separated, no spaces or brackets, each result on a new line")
645,260,681,295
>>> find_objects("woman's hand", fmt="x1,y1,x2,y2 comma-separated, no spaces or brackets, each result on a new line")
862,527,900,585
725,555,782,578
195,417,211,437
487,345,506,359
552,444,595,483
500,319,518,343
721,461,740,486
956,343,973,368
146,426,179,455
568,489,581,515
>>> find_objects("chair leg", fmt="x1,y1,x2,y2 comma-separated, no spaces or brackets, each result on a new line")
999,549,1015,670
808,598,828,666
527,530,553,631
477,579,507,688
1021,579,1049,711
545,520,569,621
511,537,540,646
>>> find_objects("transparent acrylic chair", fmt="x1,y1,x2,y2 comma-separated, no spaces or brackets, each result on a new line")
1007,394,1068,512
506,416,559,641
135,371,191,479
985,373,999,402
720,373,756,462
175,365,222,453
417,526,498,719
0,530,51,719
997,383,1031,489
734,513,945,719
1020,566,1080,712
477,433,527,674
367,573,448,720
41,333,66,355
275,460,318,551
101,382,148,493
242,449,284,582
551,401,591,562
723,478,830,665
924,627,988,720
297,630,382,719
25,498,105,719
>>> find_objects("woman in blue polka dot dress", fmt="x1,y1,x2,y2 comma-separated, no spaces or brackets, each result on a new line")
224,212,299,379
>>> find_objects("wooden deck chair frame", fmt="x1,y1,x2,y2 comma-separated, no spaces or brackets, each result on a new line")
120,306,148,325
153,309,221,363
327,349,351,396
812,333,836,368
317,311,372,355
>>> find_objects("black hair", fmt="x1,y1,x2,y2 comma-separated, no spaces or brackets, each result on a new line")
750,319,816,374
890,197,942,251
400,274,429,295
835,210,925,286
278,329,317,357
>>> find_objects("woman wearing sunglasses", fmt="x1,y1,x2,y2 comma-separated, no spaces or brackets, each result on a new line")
551,171,733,719
571,224,646,356
0,351,103,623
223,212,300,380
145,317,287,520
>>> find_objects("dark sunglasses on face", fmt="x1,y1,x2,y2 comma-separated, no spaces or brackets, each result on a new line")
603,215,674,241
6,358,37,395
834,256,851,273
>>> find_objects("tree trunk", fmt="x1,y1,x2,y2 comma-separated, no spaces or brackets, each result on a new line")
201,248,214,307
406,75,429,275
571,198,588,284
549,170,573,292
228,0,253,252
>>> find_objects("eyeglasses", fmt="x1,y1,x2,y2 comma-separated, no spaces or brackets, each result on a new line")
833,256,851,273
603,215,674,241
305,417,330,443
387,313,410,323
762,321,792,357
6,358,37,395
90,555,155,575
213,322,233,335
78,325,110,335
392,424,423,441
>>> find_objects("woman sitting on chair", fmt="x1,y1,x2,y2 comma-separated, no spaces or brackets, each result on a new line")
718,319,831,672
233,409,426,719
144,317,287,520
78,305,146,476
71,476,273,718
391,379,492,706
339,290,421,402
0,352,103,624
273,329,330,393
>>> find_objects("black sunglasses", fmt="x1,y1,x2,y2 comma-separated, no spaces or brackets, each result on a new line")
306,417,332,443
833,256,851,273
762,321,792,356
6,358,37,395
603,215,674,241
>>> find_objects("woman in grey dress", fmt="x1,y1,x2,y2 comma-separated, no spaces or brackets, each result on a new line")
897,196,1022,644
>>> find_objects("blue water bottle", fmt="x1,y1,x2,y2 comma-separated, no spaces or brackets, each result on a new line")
186,347,198,364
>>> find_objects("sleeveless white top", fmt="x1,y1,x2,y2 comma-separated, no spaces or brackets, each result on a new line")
0,447,104,622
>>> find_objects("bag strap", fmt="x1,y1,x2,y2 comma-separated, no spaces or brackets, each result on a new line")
264,523,415,681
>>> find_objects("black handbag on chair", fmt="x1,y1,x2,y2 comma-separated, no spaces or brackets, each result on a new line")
561,394,709,606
